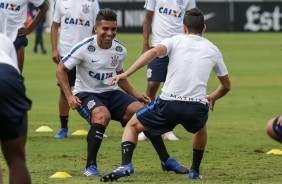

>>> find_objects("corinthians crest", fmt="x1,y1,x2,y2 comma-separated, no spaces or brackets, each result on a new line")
111,55,119,67
82,4,90,14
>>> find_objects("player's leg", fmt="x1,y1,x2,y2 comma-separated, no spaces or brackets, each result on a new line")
1,135,31,184
101,115,144,182
189,125,207,179
266,116,282,143
54,67,76,139
13,35,28,73
75,93,110,177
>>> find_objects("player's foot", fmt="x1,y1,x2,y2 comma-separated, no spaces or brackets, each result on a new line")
82,165,101,177
138,132,148,141
161,157,189,174
164,131,179,141
189,169,202,179
100,163,134,182
54,128,68,139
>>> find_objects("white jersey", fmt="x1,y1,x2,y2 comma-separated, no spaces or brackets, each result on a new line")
0,33,19,73
144,0,195,47
53,0,100,56
62,35,127,95
159,34,228,103
0,0,44,42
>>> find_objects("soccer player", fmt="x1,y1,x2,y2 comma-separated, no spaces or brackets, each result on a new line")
0,33,32,184
101,8,231,182
139,0,196,141
266,116,282,143
0,0,48,72
57,8,188,177
51,0,100,139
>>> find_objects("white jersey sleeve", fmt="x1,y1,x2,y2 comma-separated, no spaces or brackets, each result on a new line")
52,0,62,23
0,33,19,72
144,0,156,11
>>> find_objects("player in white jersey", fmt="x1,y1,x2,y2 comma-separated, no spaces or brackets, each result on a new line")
51,0,100,139
57,8,189,177
0,33,32,184
101,8,231,182
0,0,48,72
139,0,196,141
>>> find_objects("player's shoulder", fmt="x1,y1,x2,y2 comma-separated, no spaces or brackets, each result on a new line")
113,39,127,53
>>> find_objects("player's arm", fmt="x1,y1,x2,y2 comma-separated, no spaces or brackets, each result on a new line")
206,75,231,111
116,70,151,104
51,21,61,64
142,10,153,54
56,62,81,109
18,0,49,36
110,44,166,85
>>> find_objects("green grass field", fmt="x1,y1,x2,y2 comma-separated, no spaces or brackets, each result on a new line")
1,32,282,184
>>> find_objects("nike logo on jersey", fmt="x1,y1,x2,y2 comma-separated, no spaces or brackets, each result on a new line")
92,60,99,63
0,3,20,11
204,12,216,21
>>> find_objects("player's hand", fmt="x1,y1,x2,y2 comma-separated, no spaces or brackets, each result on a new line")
18,27,31,36
135,93,151,104
109,73,127,85
67,95,82,110
206,95,215,111
52,50,61,64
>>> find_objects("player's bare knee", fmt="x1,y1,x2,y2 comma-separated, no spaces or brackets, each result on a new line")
91,108,111,126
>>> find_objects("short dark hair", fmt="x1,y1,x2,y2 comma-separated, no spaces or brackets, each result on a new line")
96,8,117,22
183,8,204,34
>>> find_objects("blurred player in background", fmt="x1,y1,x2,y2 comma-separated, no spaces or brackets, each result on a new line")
0,33,32,184
51,0,100,139
266,116,282,143
101,8,231,182
139,0,196,141
0,0,48,72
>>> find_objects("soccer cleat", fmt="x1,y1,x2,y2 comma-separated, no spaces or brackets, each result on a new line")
54,128,68,139
82,165,101,177
161,157,189,174
138,132,148,141
100,163,134,182
164,131,179,141
189,169,202,179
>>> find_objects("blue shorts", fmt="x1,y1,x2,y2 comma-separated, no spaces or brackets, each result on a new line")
75,90,138,126
0,64,31,140
147,56,169,82
272,116,282,140
136,97,209,137
13,35,28,50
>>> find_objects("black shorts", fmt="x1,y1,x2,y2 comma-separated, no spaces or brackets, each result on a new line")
75,90,138,126
136,97,209,137
147,56,169,82
0,64,31,140
272,116,282,140
57,66,76,87
13,35,28,50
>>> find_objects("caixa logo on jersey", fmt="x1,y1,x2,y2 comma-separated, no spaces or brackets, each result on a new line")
242,4,282,32
64,18,91,27
0,3,20,11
